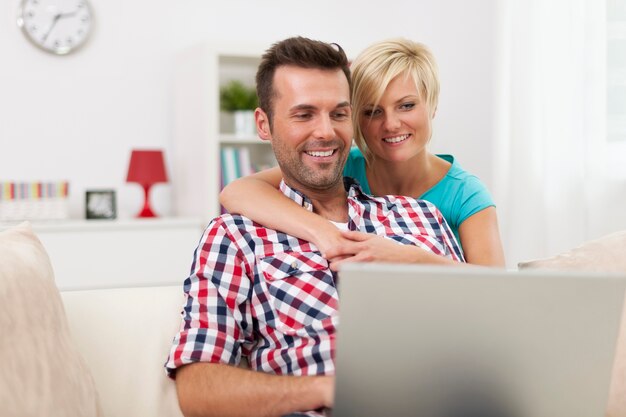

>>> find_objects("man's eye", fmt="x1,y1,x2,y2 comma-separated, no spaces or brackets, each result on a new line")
294,113,312,120
332,112,349,119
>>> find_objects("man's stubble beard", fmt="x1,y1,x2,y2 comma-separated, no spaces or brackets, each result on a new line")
271,139,347,192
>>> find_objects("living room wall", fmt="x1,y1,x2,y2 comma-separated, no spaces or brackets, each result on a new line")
0,0,497,219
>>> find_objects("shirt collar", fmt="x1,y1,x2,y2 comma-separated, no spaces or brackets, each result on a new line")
278,177,371,213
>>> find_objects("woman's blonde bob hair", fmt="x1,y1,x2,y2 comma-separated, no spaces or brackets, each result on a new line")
351,38,440,163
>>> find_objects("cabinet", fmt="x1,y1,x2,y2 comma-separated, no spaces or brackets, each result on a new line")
172,44,276,222
1,218,204,290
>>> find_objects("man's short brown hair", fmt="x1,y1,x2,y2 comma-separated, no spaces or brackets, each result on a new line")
256,36,351,127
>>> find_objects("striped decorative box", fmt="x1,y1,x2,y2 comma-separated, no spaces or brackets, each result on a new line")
0,181,69,221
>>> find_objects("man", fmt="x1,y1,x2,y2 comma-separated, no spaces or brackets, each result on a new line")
165,36,463,417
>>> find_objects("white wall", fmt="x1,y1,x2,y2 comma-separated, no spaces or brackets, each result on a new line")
1,1,499,240
0,0,497,216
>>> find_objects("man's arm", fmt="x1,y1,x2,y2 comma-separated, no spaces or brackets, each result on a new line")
176,362,334,417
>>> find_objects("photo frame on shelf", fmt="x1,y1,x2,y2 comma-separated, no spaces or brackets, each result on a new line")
85,189,117,220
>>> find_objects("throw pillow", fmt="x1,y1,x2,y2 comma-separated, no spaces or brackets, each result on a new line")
0,222,101,417
517,230,626,273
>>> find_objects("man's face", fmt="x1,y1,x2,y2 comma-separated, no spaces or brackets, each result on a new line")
257,65,353,193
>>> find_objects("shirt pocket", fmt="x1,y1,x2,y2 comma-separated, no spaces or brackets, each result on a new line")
258,251,338,332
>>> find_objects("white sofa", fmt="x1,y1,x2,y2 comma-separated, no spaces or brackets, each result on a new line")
0,222,185,417
61,285,184,417
2,222,626,417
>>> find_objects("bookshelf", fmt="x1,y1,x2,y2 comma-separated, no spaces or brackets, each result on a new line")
172,43,275,222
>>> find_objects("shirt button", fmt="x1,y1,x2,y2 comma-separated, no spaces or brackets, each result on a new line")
291,261,298,269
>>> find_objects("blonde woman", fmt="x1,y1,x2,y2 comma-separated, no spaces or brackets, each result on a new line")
220,38,504,268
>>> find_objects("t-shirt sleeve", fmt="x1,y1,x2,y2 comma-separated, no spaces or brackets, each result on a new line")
456,175,496,224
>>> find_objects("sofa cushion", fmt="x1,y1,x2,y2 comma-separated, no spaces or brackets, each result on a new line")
517,230,626,273
61,285,185,417
0,222,101,417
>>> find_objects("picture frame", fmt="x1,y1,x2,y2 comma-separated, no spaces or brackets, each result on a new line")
85,189,117,220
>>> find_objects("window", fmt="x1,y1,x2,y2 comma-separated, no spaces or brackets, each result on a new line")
607,0,626,177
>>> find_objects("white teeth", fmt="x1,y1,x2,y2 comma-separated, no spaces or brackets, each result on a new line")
306,150,334,157
383,134,409,143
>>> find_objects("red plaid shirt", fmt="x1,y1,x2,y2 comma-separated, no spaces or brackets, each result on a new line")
165,178,463,386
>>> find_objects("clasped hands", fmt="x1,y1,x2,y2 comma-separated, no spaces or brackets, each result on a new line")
318,229,430,271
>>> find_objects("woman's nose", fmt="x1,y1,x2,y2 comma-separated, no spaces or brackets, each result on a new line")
383,112,401,131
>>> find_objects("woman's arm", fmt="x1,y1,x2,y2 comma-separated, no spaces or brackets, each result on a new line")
458,207,506,267
219,167,344,254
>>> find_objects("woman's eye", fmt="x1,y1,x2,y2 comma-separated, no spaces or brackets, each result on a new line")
363,108,381,117
400,102,416,110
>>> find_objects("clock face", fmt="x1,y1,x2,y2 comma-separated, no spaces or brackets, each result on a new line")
17,0,93,55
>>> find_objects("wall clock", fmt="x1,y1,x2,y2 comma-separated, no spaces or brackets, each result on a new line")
17,0,93,55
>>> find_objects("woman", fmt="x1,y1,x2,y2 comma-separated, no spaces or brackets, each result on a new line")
220,38,505,268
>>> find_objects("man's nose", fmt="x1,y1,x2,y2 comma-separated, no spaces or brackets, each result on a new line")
313,115,335,140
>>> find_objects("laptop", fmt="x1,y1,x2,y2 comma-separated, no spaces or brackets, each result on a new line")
333,263,626,417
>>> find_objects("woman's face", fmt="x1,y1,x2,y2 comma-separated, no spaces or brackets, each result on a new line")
359,73,433,163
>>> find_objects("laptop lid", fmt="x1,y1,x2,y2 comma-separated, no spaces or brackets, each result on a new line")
333,264,626,417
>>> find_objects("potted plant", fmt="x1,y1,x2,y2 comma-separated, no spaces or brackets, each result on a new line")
220,80,258,136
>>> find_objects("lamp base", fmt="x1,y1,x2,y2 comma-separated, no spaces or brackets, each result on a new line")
137,205,157,218
136,183,159,218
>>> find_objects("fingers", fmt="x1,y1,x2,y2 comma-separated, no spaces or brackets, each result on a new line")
323,241,360,260
339,230,373,242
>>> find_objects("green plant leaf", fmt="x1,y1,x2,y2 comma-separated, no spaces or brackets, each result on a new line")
220,80,258,111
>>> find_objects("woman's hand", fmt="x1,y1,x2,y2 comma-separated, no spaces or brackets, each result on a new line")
324,230,460,271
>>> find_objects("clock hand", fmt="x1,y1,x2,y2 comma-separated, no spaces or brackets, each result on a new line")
57,10,79,19
42,13,62,42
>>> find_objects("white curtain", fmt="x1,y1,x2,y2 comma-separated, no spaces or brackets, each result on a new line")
493,0,607,267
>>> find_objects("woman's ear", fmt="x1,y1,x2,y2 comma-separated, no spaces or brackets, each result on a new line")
431,105,437,119
255,108,271,141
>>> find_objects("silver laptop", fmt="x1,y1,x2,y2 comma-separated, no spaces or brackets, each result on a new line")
333,263,626,417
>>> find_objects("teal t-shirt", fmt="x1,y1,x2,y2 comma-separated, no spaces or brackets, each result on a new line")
343,147,495,246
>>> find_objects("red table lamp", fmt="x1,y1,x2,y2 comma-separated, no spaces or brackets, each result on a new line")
126,149,168,218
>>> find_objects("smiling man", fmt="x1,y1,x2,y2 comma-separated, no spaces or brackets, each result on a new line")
165,36,463,417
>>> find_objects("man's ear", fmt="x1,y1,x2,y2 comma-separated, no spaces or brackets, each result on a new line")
255,108,271,141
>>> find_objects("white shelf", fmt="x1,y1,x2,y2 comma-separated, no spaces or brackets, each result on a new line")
219,133,268,145
2,217,205,290
0,217,202,233
172,43,276,222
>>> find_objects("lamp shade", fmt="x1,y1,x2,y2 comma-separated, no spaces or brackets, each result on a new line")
126,150,168,186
